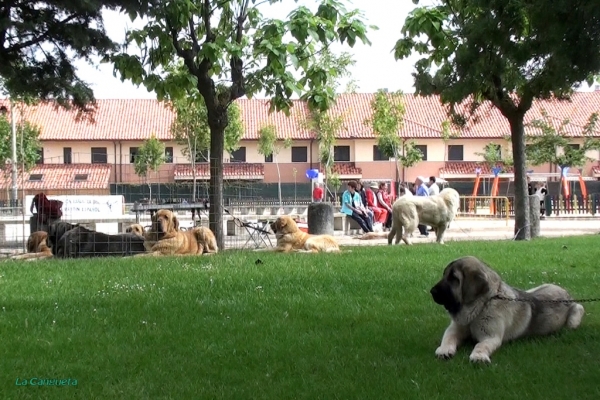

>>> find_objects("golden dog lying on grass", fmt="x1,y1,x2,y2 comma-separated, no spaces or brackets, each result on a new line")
11,231,54,260
269,216,340,253
136,210,218,256
126,223,146,237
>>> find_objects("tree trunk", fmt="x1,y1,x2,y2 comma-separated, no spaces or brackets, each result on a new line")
192,162,197,203
275,155,282,208
208,109,227,250
509,115,530,240
394,148,401,184
190,135,197,202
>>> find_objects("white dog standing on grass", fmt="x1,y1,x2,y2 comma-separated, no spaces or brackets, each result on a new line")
387,187,460,245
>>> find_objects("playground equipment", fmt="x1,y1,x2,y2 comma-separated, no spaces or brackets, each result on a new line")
469,168,482,212
469,167,506,214
489,167,503,214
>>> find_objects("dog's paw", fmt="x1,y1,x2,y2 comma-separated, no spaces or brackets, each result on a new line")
435,345,456,359
469,350,491,363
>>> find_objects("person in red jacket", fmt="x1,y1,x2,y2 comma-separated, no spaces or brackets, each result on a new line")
366,182,387,228
377,181,394,229
312,183,324,202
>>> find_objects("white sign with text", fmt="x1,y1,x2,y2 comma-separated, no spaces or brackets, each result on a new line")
25,195,125,217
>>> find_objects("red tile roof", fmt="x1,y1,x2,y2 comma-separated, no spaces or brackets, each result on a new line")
0,99,175,141
0,164,111,190
173,163,264,180
237,99,313,140
319,162,363,177
1,92,599,141
440,162,514,176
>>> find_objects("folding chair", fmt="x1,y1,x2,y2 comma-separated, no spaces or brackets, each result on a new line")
225,209,273,249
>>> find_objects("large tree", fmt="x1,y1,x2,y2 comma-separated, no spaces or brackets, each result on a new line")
394,0,600,240
0,0,144,113
168,75,244,203
110,0,373,248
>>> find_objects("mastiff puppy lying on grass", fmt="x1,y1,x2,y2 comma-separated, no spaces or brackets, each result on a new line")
430,256,584,363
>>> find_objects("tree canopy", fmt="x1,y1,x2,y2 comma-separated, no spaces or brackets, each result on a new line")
366,90,423,180
0,0,145,112
134,134,165,179
526,111,600,169
394,0,600,240
257,124,291,207
109,0,374,247
0,107,42,171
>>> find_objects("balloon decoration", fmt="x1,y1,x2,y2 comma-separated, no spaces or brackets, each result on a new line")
305,169,319,180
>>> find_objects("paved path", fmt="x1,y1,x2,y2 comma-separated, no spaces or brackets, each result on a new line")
334,217,599,247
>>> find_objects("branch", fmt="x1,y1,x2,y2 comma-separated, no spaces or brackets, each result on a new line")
188,18,200,54
290,40,336,70
482,73,519,118
518,89,534,115
10,13,83,53
166,17,199,77
229,0,249,102
210,0,233,14
198,0,214,79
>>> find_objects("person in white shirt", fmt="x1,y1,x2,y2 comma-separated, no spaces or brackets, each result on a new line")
428,176,440,196
400,182,413,197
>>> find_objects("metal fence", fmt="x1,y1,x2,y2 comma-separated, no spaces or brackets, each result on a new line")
458,196,511,225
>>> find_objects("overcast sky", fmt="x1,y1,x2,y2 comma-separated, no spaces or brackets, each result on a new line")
58,0,600,99
72,0,442,99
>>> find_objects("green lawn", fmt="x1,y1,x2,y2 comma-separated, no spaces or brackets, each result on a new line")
1,236,600,400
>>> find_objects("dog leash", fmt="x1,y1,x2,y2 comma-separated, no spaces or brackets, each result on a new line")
492,295,600,304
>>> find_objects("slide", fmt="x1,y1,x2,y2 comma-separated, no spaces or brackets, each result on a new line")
578,175,587,198
470,172,481,213
489,174,500,214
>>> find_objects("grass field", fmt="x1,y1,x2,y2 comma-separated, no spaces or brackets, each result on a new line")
1,236,600,400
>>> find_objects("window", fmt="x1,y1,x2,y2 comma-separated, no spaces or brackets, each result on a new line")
415,145,428,161
129,147,139,163
448,145,464,161
195,151,209,163
164,147,173,163
264,154,273,163
568,144,581,150
91,147,108,164
35,148,43,164
334,145,350,162
63,147,72,164
230,147,246,162
372,145,389,161
74,174,88,182
291,146,308,163
29,174,43,182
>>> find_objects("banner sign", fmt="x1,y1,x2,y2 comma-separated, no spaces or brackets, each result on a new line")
25,195,125,217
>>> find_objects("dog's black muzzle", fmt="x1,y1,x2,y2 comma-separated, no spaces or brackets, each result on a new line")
430,282,461,315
